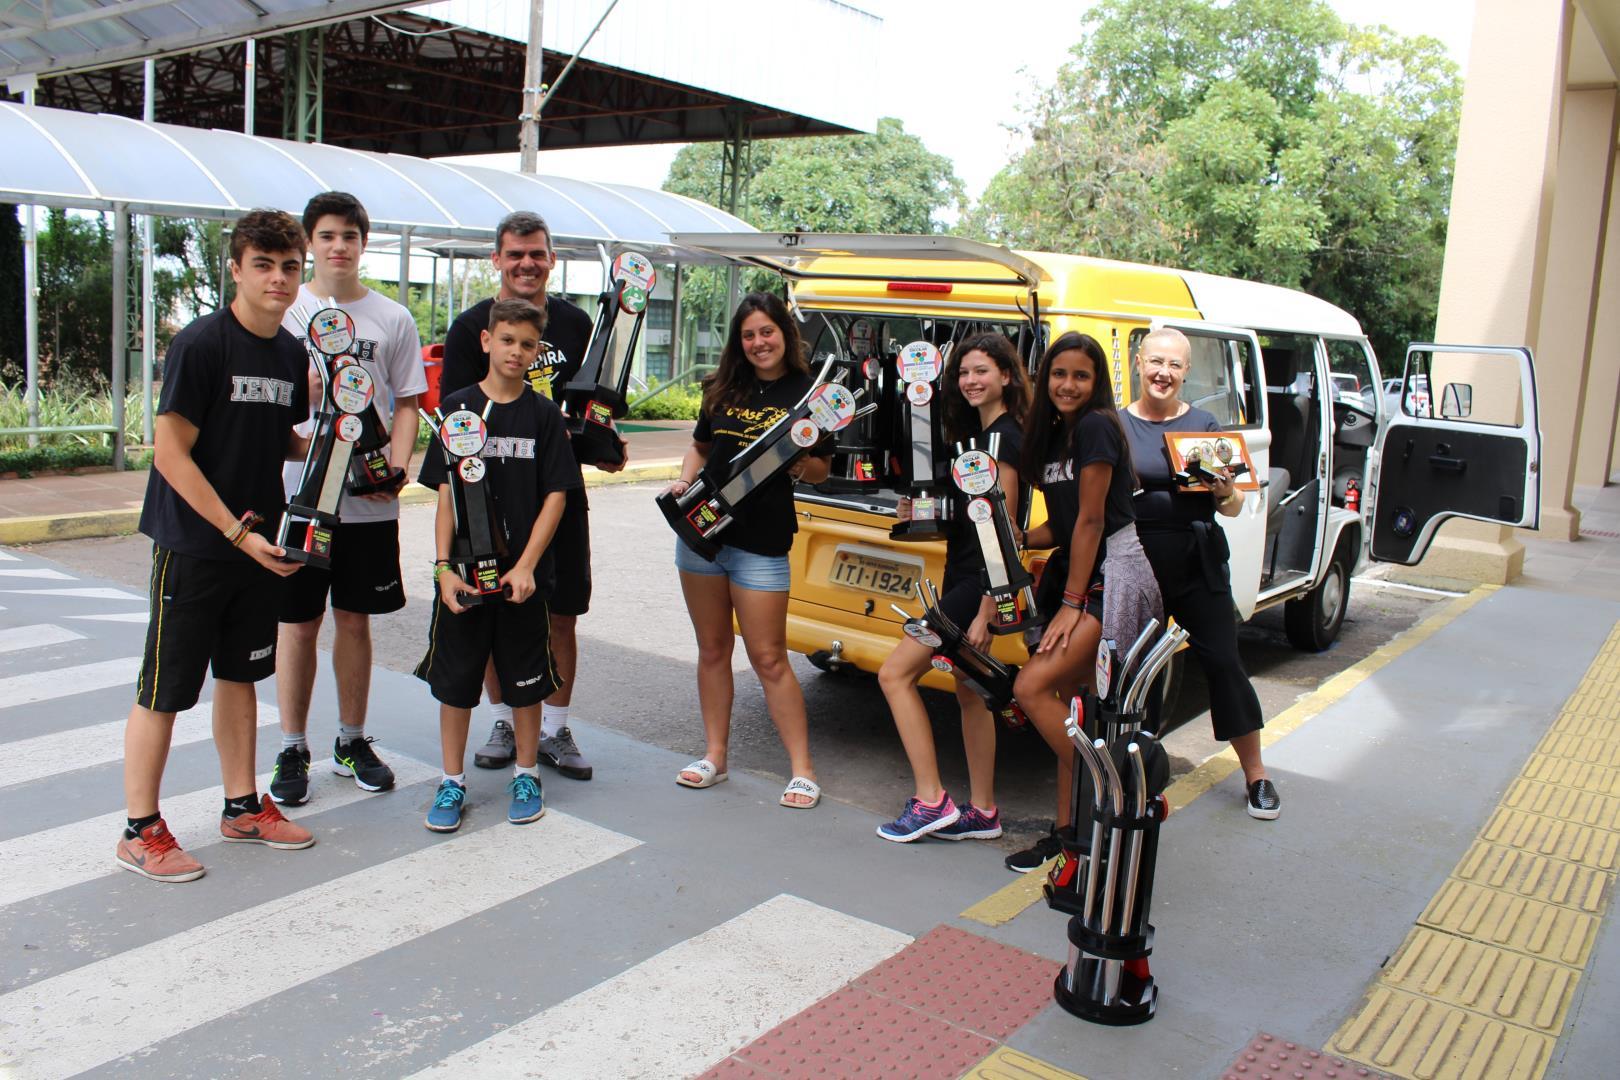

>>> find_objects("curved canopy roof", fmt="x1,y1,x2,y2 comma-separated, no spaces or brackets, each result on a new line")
0,101,754,258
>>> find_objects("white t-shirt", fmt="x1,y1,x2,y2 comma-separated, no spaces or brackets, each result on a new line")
281,284,429,524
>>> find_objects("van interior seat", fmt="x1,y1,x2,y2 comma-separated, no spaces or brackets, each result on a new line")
1265,466,1291,536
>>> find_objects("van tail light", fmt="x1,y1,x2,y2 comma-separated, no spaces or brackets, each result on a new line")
886,281,952,293
1029,555,1048,587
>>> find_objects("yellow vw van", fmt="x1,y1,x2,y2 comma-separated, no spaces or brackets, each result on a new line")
671,234,1542,690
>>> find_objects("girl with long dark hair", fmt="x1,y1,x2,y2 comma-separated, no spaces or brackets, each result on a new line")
875,332,1033,843
666,292,828,808
1005,332,1162,872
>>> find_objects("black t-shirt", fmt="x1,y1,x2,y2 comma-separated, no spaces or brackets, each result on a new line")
418,384,582,591
693,372,827,557
443,294,594,510
1037,411,1136,559
943,412,1025,584
1122,406,1220,528
139,307,309,561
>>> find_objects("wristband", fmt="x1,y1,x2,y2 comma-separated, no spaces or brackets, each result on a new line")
1060,597,1082,610
433,562,451,582
1062,589,1086,604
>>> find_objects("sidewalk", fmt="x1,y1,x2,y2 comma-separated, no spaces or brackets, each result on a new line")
0,420,692,545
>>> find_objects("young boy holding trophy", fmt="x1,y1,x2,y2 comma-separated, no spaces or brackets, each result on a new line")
415,299,579,832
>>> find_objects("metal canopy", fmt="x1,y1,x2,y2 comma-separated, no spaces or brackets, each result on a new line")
0,102,755,257
667,232,1053,288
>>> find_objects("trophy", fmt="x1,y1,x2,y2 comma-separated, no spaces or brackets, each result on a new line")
658,360,871,560
420,400,507,606
559,250,657,468
951,433,1040,634
823,318,890,492
889,339,952,541
277,307,377,569
891,579,1026,729
345,396,406,496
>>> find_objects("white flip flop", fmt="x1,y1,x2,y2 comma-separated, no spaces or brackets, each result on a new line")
780,776,821,809
676,759,728,789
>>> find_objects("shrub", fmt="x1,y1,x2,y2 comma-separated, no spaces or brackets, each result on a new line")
627,384,703,421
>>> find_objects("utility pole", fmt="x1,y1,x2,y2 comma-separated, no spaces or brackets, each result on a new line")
519,0,544,173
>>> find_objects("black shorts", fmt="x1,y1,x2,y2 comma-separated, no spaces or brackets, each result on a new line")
414,592,559,709
937,572,984,629
549,489,591,617
135,544,282,713
279,519,406,622
1034,554,1105,621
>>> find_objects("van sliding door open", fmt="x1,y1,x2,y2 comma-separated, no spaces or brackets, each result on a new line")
1369,344,1541,564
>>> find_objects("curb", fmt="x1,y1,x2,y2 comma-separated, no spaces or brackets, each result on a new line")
0,461,682,548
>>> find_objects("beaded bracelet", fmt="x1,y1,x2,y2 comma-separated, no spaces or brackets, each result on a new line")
433,560,451,582
225,510,263,548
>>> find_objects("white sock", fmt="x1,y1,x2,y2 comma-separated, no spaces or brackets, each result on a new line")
443,772,466,787
514,763,540,778
487,701,513,726
541,703,569,739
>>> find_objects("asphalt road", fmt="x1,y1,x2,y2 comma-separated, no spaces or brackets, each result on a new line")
32,482,1443,848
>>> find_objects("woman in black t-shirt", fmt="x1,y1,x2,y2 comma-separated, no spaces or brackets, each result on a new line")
1006,332,1163,872
668,293,829,809
875,332,1032,843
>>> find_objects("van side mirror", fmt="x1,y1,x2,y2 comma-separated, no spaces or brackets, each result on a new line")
1440,382,1473,419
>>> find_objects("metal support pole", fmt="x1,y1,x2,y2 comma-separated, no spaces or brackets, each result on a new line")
142,59,157,443
519,0,544,173
112,209,129,470
719,109,750,316
397,229,411,306
445,250,455,327
428,254,438,342
244,38,255,133
670,262,683,375
284,29,324,142
20,80,40,447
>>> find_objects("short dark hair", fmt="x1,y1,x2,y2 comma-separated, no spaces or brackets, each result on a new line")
230,209,306,263
495,210,552,253
488,297,547,338
302,191,370,242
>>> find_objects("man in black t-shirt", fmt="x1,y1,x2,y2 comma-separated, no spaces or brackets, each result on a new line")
117,209,318,885
442,211,620,783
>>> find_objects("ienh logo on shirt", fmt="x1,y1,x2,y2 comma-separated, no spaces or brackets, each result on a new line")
229,377,296,405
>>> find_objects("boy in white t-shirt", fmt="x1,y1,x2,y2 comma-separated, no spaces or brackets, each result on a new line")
270,192,428,806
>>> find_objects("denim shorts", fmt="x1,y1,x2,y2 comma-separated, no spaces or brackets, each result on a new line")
674,540,792,592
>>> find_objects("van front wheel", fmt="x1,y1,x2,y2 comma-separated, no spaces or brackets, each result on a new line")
1284,545,1351,652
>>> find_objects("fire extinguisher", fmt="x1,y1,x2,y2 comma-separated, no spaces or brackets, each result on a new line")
1344,476,1361,512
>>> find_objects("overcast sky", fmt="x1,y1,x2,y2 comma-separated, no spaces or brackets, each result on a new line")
506,0,1479,206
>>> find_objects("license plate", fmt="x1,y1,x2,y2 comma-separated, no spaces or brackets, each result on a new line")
828,545,923,598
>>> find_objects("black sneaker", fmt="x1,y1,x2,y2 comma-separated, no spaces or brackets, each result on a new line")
1005,826,1064,873
268,746,311,806
333,736,396,792
538,726,593,781
1247,778,1281,820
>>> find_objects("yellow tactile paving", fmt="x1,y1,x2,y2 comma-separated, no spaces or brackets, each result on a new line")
1381,927,1577,1034
959,1046,1087,1080
1452,841,1612,915
1334,621,1620,1080
1329,986,1552,1080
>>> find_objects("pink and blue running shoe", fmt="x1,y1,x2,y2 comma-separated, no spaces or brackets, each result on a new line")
876,793,961,842
936,804,1003,840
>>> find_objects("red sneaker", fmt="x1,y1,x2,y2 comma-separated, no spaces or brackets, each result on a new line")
116,818,206,883
220,797,316,850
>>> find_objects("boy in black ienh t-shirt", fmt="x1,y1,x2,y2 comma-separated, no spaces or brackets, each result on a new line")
117,209,316,884
416,298,580,833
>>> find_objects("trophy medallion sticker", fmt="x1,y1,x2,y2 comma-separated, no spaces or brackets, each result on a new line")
612,252,656,314
862,356,882,380
930,655,955,674
336,414,364,443
898,340,943,384
966,497,995,524
440,409,488,458
906,380,934,407
952,450,998,496
806,384,857,432
790,419,820,448
331,363,375,415
848,319,875,357
307,307,356,357
1096,645,1113,699
458,456,487,484
902,621,944,649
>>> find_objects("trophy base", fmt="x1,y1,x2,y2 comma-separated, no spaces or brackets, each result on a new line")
655,489,723,562
570,417,626,469
347,467,406,497
278,545,332,572
890,518,951,542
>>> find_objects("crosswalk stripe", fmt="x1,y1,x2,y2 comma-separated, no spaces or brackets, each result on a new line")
0,812,641,1080
406,894,911,1079
0,751,441,908
0,549,18,561
0,623,83,654
0,656,139,709
1,587,145,601
0,701,278,791
0,568,73,579
66,612,149,623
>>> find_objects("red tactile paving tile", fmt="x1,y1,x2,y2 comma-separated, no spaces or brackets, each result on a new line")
694,1057,779,1079
852,924,1060,1039
1221,1033,1396,1080
732,984,996,1080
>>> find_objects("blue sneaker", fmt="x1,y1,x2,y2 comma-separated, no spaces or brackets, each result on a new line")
936,804,1003,840
425,780,466,833
876,793,960,843
508,773,545,824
